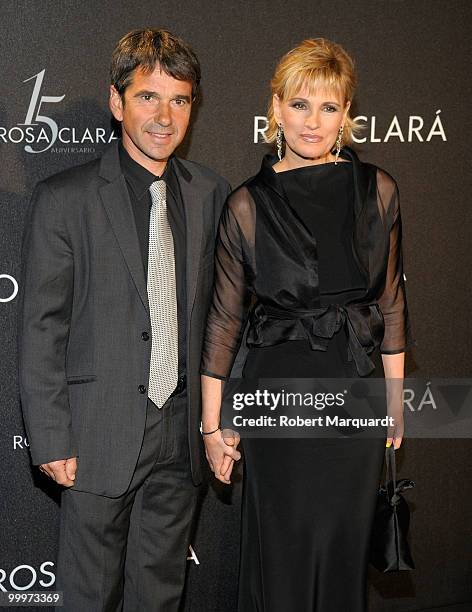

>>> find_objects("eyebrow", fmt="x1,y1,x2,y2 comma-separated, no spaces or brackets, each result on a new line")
289,97,341,105
133,90,191,102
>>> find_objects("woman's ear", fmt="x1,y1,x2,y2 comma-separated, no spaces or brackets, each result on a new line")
342,99,351,123
273,94,282,126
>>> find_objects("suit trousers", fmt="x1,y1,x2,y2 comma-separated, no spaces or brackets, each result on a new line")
56,390,198,612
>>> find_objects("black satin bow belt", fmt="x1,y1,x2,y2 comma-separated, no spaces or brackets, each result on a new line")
247,301,385,377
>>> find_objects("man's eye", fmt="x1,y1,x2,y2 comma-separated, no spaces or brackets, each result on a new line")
174,98,186,106
142,95,155,102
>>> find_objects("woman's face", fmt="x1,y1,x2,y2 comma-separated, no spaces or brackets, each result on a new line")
273,86,350,166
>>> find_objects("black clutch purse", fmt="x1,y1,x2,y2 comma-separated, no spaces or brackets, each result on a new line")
370,446,415,572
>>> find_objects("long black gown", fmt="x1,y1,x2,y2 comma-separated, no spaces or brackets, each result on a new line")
201,150,413,611
238,162,385,612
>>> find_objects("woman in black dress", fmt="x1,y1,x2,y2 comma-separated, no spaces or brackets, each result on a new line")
201,38,414,611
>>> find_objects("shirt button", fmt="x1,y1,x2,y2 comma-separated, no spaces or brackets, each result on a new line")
141,331,150,341
138,385,147,394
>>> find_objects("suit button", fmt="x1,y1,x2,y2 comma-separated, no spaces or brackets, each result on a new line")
141,332,150,341
177,374,186,391
138,385,146,394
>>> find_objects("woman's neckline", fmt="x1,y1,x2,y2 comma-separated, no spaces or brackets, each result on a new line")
272,160,352,175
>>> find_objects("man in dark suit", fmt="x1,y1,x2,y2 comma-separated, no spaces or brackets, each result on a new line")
18,28,240,611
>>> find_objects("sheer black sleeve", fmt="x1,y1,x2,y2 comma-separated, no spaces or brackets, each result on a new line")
201,187,255,380
376,169,415,354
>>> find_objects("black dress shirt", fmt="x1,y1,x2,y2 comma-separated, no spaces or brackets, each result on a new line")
119,142,187,377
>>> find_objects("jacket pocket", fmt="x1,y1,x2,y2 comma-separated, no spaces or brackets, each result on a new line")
66,375,97,385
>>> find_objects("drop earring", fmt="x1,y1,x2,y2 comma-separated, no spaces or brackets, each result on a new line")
334,125,344,165
276,124,284,161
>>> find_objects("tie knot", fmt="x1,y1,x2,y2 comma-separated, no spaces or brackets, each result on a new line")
149,180,166,204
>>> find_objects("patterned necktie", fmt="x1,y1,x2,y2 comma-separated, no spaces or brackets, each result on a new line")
147,179,178,408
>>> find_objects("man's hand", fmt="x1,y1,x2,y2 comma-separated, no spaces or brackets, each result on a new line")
203,429,241,485
39,457,77,487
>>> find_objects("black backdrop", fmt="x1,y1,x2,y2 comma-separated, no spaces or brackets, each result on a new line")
1,1,471,611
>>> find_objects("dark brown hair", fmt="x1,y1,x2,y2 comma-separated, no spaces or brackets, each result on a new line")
110,28,201,99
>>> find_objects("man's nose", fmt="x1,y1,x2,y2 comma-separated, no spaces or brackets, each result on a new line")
154,102,172,127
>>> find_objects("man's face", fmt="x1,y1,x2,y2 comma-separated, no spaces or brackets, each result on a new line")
110,64,193,173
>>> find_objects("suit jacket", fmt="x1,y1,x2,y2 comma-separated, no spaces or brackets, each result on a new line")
201,146,415,381
18,141,230,496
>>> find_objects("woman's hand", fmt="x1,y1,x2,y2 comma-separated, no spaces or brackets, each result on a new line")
204,429,241,484
386,413,404,449
382,353,405,450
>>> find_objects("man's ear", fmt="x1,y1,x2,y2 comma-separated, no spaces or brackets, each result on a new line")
109,85,123,122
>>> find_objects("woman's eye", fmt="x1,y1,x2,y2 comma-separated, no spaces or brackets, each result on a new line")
292,102,307,110
323,105,337,112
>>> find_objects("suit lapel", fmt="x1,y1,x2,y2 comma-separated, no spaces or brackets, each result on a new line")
173,158,213,321
98,143,149,314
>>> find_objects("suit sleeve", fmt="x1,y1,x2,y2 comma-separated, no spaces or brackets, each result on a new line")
17,181,76,465
214,177,232,225
376,170,416,354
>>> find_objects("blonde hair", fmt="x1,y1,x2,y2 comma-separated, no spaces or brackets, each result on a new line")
266,38,361,145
